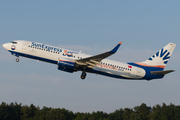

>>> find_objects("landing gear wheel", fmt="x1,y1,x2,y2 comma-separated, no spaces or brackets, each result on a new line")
16,58,19,62
81,71,87,80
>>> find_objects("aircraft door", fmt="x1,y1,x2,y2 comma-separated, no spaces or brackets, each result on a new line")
22,42,28,50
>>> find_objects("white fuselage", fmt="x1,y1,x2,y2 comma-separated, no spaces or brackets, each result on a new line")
3,40,146,80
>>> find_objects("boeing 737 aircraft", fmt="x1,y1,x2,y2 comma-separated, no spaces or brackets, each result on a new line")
3,40,176,80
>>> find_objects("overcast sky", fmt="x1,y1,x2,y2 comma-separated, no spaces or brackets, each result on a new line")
0,1,180,113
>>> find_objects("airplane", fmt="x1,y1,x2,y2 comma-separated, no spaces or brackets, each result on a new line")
3,40,176,80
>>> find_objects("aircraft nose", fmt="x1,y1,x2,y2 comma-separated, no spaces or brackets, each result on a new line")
2,43,9,50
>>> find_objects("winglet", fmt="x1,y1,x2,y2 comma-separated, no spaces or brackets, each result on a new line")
109,42,122,54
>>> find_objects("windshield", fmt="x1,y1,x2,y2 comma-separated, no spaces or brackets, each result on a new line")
11,41,17,44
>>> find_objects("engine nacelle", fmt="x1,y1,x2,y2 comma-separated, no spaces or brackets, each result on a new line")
58,58,75,73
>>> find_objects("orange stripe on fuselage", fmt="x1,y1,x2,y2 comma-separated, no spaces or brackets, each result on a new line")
134,62,165,68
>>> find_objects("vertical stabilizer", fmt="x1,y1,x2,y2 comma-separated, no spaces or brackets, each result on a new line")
135,43,176,70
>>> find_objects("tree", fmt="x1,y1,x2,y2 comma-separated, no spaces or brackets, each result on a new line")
133,103,151,120
108,109,123,120
122,108,133,120
21,105,30,119
1,102,180,119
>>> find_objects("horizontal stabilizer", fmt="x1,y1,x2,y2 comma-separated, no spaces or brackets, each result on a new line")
151,70,175,76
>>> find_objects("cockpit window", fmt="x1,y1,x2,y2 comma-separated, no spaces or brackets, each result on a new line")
11,41,17,44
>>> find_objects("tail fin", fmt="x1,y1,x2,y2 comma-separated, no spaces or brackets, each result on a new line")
135,43,176,70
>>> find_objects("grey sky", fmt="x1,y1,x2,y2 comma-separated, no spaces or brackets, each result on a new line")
0,1,180,113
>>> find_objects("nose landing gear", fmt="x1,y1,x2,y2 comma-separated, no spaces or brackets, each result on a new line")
16,58,19,62
11,52,19,62
81,71,87,80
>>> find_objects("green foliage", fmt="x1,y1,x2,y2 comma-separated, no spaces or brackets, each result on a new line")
0,102,180,120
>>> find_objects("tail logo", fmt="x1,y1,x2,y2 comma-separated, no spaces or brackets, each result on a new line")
148,48,170,64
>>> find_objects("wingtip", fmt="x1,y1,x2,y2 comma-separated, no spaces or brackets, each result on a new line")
119,42,122,44
109,42,122,54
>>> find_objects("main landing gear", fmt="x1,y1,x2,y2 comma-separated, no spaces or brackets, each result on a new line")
16,58,19,62
81,71,87,80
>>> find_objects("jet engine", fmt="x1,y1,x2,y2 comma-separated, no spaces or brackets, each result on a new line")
57,58,75,73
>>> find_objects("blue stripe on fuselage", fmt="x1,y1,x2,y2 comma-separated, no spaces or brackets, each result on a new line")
9,50,163,80
9,50,58,64
9,50,138,80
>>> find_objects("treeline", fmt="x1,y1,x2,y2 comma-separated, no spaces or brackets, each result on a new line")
0,102,180,120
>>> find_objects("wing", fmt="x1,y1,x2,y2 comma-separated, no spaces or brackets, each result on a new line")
75,42,122,68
